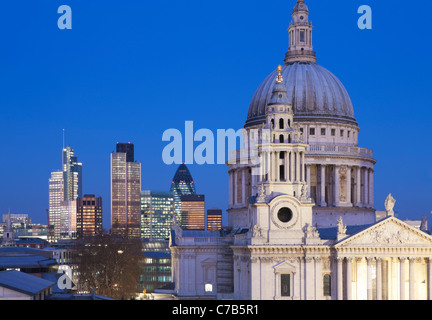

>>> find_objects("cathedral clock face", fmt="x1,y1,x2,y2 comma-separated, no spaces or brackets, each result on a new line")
270,199,299,229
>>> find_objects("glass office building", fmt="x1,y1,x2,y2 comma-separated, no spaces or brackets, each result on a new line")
207,208,223,231
76,194,103,239
49,145,82,241
111,143,141,239
170,164,196,225
180,194,205,230
140,191,174,241
62,146,82,201
48,170,64,240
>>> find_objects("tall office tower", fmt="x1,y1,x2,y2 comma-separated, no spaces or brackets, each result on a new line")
206,208,223,231
62,146,82,201
49,144,82,241
140,191,174,241
170,164,196,224
60,200,77,239
179,194,205,230
116,142,134,163
111,142,141,238
49,171,65,240
76,195,103,239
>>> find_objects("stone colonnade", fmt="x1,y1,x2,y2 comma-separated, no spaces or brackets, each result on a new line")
336,255,432,300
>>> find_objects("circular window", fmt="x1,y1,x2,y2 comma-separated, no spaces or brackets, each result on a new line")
277,207,293,223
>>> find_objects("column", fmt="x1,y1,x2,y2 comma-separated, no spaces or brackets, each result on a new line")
241,169,246,206
295,152,300,183
233,170,238,205
229,170,233,206
346,166,352,206
334,165,340,207
275,151,279,182
346,258,353,300
376,258,382,300
315,257,322,300
409,258,415,300
363,168,369,208
355,166,361,207
320,165,326,206
305,257,314,300
301,152,305,183
306,164,311,197
337,258,343,300
285,151,289,181
367,257,373,300
400,257,406,300
369,169,374,208
428,258,432,300
269,152,274,182
290,152,294,183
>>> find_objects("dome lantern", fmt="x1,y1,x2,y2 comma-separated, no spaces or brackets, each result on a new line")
285,0,316,64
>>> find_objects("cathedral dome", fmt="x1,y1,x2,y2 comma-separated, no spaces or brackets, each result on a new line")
245,62,357,128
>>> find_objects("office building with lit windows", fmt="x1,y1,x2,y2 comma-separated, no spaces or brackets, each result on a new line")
206,209,223,231
179,195,205,230
140,191,174,241
170,164,196,224
48,171,64,240
76,195,103,239
62,146,82,202
111,143,141,238
49,145,82,241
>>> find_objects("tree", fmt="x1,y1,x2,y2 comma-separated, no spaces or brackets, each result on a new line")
74,231,142,300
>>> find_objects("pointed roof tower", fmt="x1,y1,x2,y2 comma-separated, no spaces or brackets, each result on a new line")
2,208,16,247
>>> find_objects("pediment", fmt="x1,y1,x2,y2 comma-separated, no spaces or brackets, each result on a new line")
335,217,432,248
273,260,296,273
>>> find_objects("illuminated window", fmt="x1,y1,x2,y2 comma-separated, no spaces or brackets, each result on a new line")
205,283,213,292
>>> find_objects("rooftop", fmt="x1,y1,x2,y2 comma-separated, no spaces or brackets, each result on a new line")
0,270,55,296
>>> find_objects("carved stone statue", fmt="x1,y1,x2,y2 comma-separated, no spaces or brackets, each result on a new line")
253,224,263,238
384,193,396,217
420,215,428,232
337,216,346,235
304,223,319,239
257,184,266,203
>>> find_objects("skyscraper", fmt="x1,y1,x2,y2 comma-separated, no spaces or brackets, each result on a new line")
206,208,223,231
140,191,174,241
179,194,205,230
111,142,141,238
49,145,82,241
62,146,82,201
170,164,196,224
76,195,103,239
49,171,64,240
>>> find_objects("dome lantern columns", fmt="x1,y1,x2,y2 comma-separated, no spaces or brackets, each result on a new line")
284,0,317,64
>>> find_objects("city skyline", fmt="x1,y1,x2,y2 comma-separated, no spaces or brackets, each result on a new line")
1,0,432,230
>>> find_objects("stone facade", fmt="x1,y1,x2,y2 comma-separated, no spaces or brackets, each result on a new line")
169,0,432,300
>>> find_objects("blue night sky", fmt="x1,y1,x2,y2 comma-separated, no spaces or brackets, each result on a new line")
0,0,431,229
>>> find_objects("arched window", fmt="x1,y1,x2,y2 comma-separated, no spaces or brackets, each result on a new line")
279,135,284,143
279,118,284,130
323,274,331,297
